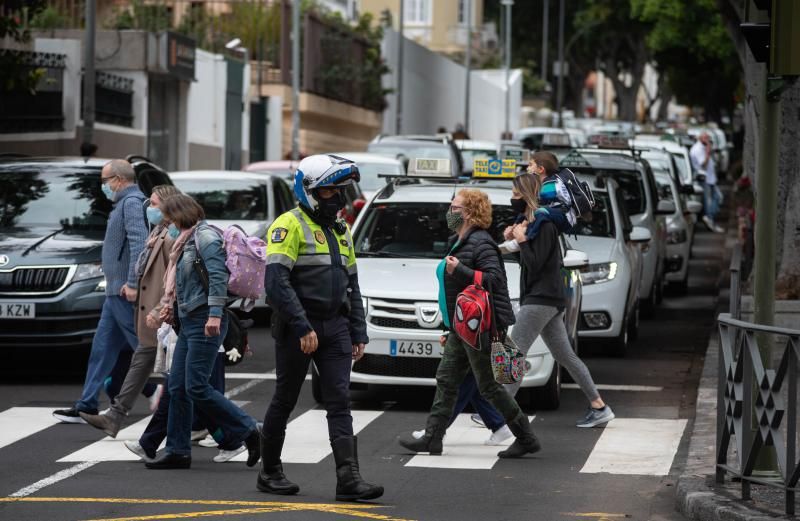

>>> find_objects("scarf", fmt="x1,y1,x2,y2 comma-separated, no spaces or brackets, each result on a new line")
135,224,166,278
161,225,197,310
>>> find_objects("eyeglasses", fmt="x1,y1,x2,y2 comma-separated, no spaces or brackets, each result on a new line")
100,175,118,185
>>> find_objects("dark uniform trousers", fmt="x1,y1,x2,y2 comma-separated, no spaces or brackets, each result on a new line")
264,315,354,442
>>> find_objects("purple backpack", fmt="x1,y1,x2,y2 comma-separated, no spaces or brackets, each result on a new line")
194,224,267,312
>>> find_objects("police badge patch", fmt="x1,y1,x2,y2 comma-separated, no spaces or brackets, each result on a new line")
340,239,349,248
271,228,288,243
314,230,326,245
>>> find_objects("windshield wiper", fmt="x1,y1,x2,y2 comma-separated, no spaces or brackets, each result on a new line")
357,251,430,259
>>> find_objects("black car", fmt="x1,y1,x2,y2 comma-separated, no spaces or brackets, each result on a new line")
0,155,171,348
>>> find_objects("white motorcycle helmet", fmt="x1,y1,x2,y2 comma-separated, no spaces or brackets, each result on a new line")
293,154,360,214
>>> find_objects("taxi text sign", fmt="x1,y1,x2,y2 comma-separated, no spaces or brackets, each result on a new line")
473,158,517,179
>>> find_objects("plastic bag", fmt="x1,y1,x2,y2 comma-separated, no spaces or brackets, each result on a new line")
153,323,178,374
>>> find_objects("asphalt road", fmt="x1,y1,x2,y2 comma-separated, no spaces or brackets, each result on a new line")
0,227,727,521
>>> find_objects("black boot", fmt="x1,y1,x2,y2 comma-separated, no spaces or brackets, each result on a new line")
497,413,541,459
331,436,383,502
256,434,299,495
397,423,445,455
244,426,261,467
145,452,191,469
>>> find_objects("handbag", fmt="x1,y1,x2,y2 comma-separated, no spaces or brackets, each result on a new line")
490,334,526,384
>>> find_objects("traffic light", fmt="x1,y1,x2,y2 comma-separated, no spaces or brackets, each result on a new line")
741,0,800,76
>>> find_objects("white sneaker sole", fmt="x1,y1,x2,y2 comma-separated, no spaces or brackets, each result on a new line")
576,412,616,428
212,446,247,463
53,413,86,424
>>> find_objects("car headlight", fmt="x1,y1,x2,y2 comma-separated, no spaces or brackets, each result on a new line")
361,296,369,312
73,263,104,282
579,262,618,285
667,229,688,244
95,279,107,292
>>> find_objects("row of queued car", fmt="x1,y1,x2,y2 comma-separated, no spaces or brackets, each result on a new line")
0,125,708,410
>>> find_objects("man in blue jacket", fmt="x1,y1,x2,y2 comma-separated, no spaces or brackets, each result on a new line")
53,160,149,423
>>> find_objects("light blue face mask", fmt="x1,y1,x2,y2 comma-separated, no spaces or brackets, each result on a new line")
101,183,115,201
146,207,163,226
167,223,180,239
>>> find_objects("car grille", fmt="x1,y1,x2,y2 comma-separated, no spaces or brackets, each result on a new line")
0,312,100,347
0,266,71,294
352,353,440,379
367,298,441,330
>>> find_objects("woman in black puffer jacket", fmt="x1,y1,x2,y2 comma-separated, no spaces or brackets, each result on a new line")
398,189,541,459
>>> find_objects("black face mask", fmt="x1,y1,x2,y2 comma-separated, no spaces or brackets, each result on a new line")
317,191,345,220
510,197,528,214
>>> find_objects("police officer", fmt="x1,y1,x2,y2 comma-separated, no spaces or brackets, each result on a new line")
257,154,383,502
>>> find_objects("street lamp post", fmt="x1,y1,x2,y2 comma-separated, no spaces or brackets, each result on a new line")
291,0,300,162
81,0,96,156
396,0,404,135
502,0,513,139
463,0,472,136
555,0,565,128
541,0,549,82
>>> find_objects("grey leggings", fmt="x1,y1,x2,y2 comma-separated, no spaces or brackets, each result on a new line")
507,304,600,402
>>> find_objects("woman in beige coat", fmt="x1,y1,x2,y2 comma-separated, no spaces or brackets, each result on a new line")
80,185,181,437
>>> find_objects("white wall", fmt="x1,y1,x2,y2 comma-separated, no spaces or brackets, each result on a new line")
266,95,283,161
187,49,227,159
381,29,522,142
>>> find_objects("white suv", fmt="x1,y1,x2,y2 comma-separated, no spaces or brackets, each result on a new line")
315,180,585,410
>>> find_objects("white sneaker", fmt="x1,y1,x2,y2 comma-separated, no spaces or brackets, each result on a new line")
124,440,155,462
191,429,208,442
485,425,513,445
212,445,246,463
470,413,485,427
198,434,217,448
713,224,725,234
702,215,714,231
148,384,164,412
412,429,425,440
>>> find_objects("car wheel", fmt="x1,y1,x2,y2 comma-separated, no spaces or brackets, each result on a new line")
532,362,561,410
628,301,640,343
641,280,657,319
311,363,322,404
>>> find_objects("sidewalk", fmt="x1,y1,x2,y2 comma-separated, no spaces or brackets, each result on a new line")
675,191,794,520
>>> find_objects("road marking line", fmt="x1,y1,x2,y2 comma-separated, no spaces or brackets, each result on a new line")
580,418,687,476
562,513,629,519
0,407,61,450
563,383,663,392
226,371,310,381
9,462,98,497
229,410,383,464
0,498,414,521
404,414,535,470
58,416,156,462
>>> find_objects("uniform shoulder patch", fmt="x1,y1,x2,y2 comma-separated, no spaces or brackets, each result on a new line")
271,227,289,243
340,238,349,248
314,230,326,245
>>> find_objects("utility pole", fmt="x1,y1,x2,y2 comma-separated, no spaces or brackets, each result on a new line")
291,0,300,162
555,0,565,128
463,0,471,136
541,0,549,82
81,0,96,156
502,0,513,138
396,0,404,135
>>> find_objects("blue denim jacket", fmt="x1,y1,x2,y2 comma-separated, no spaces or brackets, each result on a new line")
175,221,228,318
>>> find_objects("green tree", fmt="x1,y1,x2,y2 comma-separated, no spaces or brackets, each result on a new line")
631,0,741,122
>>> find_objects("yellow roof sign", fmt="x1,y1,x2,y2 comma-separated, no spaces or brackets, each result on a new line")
473,158,517,179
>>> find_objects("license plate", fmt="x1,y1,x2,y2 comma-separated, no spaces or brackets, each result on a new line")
0,303,35,319
390,340,436,357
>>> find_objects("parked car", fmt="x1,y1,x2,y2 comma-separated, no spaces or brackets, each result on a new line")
652,170,702,292
454,139,497,175
632,138,705,215
559,148,667,318
515,127,580,151
569,174,649,356
245,159,365,224
0,155,171,349
327,152,405,201
367,135,465,178
339,178,585,409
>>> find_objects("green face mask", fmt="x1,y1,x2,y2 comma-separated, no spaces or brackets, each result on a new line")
446,209,464,231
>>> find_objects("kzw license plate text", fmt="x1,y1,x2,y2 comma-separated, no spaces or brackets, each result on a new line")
0,304,35,318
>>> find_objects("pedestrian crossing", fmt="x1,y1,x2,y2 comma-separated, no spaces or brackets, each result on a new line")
0,406,687,475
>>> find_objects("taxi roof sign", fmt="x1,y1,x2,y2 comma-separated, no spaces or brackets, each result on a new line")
588,134,630,149
540,133,572,148
407,158,453,178
559,150,591,168
499,146,530,164
472,158,517,179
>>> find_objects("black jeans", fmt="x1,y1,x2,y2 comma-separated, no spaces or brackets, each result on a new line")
263,315,353,442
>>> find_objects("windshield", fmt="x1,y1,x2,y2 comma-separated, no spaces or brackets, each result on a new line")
460,148,495,171
571,167,647,216
571,193,615,238
0,168,111,230
354,202,517,260
356,161,405,191
172,178,268,221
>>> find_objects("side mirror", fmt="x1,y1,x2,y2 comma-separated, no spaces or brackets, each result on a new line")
563,249,589,270
693,183,704,195
657,200,676,215
680,184,695,195
629,226,652,243
686,200,703,214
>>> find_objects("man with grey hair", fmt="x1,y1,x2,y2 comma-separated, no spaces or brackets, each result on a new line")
54,160,151,423
690,132,724,233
